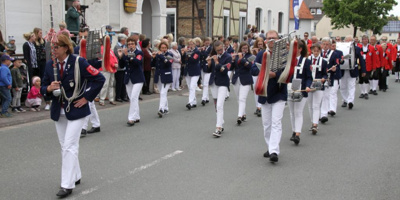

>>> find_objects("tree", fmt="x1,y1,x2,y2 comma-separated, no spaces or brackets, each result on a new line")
322,0,397,37
387,14,399,21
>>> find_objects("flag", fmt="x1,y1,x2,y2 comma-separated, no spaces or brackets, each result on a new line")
293,0,303,30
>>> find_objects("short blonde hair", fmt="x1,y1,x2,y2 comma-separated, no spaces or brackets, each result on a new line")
171,42,178,48
23,32,34,41
194,37,203,46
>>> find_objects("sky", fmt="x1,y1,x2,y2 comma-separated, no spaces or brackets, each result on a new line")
389,0,400,15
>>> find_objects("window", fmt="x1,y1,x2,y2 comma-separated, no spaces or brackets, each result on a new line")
278,12,283,34
239,12,246,42
223,10,230,38
256,8,262,31
166,14,175,38
267,10,272,31
310,8,316,15
317,9,322,15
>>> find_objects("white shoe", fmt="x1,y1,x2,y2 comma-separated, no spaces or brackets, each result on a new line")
177,88,182,91
45,104,50,111
172,89,177,91
196,87,202,91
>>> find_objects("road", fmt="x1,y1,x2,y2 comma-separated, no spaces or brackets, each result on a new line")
1,78,400,200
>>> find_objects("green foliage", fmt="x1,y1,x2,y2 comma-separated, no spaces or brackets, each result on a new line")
322,0,397,36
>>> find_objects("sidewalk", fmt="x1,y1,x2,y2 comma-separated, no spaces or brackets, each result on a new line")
0,88,191,128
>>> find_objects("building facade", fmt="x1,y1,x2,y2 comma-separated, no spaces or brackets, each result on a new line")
288,0,314,37
0,0,171,53
247,0,289,35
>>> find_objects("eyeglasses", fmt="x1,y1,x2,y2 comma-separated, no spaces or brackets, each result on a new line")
266,37,278,40
53,45,65,50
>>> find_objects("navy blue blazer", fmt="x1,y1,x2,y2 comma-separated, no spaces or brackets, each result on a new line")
123,49,145,84
291,57,313,97
231,53,254,86
257,69,288,104
332,50,343,80
154,52,173,84
40,54,105,121
200,46,212,73
209,52,232,87
341,46,366,78
251,50,265,76
184,47,201,76
310,56,328,90
226,45,235,54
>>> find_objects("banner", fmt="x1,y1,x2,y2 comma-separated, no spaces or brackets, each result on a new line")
293,0,303,30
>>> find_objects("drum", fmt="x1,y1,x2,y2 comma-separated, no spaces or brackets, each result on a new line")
311,80,323,90
336,42,355,70
288,91,303,102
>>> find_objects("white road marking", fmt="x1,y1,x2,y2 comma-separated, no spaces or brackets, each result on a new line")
68,150,183,200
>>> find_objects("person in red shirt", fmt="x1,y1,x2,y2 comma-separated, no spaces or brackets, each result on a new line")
358,35,378,99
98,44,118,106
304,32,312,46
369,35,382,95
391,38,400,82
379,43,391,92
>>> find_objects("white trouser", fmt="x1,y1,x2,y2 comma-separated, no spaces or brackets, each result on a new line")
252,76,261,108
371,79,378,91
261,100,285,155
172,68,180,90
308,91,323,124
185,76,199,105
126,82,143,121
233,79,251,117
211,85,228,128
157,79,170,111
202,73,211,101
340,71,356,103
320,87,331,118
288,97,307,133
82,101,100,130
12,88,22,107
329,80,339,113
395,72,399,80
359,83,369,94
99,71,115,102
55,115,85,189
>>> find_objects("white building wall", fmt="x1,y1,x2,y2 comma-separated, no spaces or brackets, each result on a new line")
289,19,312,37
0,0,166,53
247,0,289,34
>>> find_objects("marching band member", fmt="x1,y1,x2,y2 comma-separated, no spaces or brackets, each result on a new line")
308,43,327,135
358,35,377,99
379,43,391,92
339,35,366,110
392,38,400,82
208,41,232,137
259,30,287,163
41,34,105,198
224,38,234,100
328,40,343,116
123,37,145,126
231,42,254,125
200,37,212,106
251,37,265,117
288,40,312,145
183,39,201,110
368,35,382,95
379,36,394,89
319,37,337,124
154,41,173,117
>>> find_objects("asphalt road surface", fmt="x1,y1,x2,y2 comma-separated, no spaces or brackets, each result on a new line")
1,78,400,200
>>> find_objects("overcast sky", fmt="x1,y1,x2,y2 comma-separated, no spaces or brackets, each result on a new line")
389,0,400,15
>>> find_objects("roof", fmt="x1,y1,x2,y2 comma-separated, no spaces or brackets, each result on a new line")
304,0,323,8
290,0,314,20
382,21,400,33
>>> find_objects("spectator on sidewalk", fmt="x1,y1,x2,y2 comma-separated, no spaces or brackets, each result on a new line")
0,54,13,118
65,0,81,36
25,76,42,112
6,36,16,55
23,32,38,84
11,59,26,113
114,34,128,102
142,38,153,95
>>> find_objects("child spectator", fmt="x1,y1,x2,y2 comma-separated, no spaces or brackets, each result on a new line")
11,59,26,112
0,54,13,118
25,76,42,111
105,25,116,44
6,36,16,55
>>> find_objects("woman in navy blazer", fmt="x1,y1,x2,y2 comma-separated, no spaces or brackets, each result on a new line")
307,43,328,135
183,39,201,109
41,34,105,198
208,41,232,137
154,41,173,117
123,37,145,126
231,42,254,125
287,40,313,145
